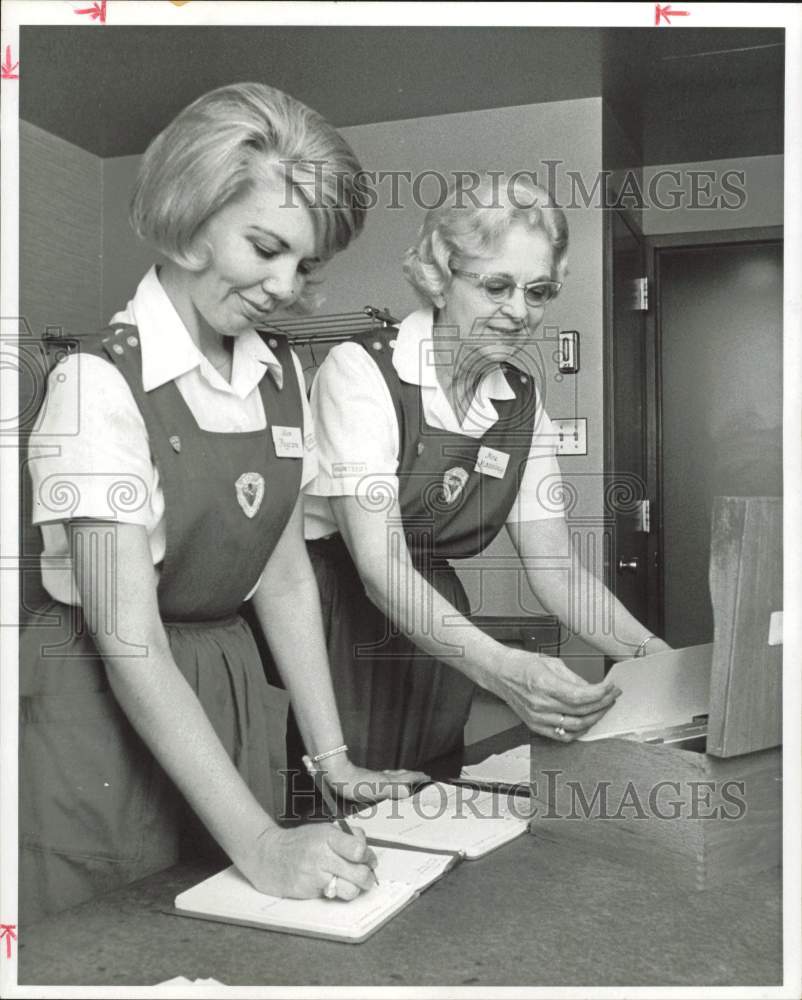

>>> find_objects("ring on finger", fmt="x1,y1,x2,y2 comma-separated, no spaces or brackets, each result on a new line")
555,725,567,737
323,874,338,899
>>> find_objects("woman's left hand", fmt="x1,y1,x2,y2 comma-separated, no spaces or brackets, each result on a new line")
322,758,428,803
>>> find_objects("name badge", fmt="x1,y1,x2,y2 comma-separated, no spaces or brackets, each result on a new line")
474,445,510,479
271,425,303,458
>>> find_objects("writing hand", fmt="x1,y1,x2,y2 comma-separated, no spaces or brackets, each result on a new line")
239,823,378,901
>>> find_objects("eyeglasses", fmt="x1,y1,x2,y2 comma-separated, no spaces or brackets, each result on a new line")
451,268,562,308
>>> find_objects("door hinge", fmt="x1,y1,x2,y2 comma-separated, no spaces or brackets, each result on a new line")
631,277,649,311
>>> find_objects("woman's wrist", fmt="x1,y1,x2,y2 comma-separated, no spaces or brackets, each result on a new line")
231,814,280,878
640,635,671,655
456,635,516,695
310,743,348,765
595,634,667,661
629,634,671,658
483,645,536,698
319,752,357,786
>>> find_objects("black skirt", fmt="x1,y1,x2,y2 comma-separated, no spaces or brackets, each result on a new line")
306,534,476,771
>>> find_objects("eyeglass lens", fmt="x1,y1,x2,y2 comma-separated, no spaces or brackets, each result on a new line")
483,277,557,306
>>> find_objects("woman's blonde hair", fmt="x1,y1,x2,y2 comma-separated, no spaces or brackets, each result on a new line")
403,172,568,305
130,82,366,308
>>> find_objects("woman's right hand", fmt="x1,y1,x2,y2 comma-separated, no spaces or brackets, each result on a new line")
237,822,378,902
487,649,622,741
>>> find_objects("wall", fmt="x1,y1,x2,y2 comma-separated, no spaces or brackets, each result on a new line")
19,121,103,338
101,154,166,321
18,122,104,619
602,101,643,222
641,155,783,235
95,98,609,679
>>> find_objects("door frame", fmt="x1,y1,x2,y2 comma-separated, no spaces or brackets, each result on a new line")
602,208,662,632
606,224,784,637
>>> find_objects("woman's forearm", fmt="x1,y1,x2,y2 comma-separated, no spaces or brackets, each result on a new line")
104,645,274,859
322,499,618,734
366,553,508,689
251,496,359,760
71,521,274,871
332,498,513,691
530,559,667,658
251,497,485,750
251,568,349,758
508,518,670,659
252,503,430,793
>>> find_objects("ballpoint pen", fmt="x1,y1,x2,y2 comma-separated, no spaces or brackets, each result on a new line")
302,754,380,886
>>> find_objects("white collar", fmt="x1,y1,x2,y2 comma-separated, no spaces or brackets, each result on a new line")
109,266,284,397
391,308,520,438
392,308,514,400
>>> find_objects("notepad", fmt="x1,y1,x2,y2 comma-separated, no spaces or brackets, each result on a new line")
459,746,531,788
156,977,225,987
174,845,456,944
349,782,531,857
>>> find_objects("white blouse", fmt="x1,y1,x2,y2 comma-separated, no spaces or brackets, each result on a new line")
29,266,317,605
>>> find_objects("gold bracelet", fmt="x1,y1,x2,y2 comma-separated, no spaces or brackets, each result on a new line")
635,635,656,658
311,744,349,764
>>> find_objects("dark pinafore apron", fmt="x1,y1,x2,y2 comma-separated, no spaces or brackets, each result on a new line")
19,323,303,923
302,326,539,772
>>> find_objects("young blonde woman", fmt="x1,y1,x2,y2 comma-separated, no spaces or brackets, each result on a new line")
20,83,421,922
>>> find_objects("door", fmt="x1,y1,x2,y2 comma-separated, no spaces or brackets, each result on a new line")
605,210,658,634
657,240,782,647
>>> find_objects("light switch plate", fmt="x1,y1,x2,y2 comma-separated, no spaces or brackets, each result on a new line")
552,417,588,455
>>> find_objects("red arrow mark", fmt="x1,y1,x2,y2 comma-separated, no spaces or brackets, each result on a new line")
655,3,691,24
75,0,107,22
1,45,19,80
0,925,17,959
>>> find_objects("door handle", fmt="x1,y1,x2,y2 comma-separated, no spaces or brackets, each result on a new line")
617,557,639,574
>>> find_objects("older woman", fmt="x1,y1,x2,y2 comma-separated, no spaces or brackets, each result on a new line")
20,82,421,922
302,172,670,771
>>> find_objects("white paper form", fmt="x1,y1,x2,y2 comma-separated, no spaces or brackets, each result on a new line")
459,745,531,785
175,865,414,940
350,783,530,857
578,644,713,741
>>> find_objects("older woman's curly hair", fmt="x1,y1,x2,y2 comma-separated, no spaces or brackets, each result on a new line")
403,172,568,307
130,82,367,312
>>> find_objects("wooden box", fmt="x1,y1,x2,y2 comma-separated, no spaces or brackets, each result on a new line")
527,497,783,889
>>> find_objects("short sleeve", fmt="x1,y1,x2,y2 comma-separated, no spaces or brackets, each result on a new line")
28,353,157,526
305,342,400,499
506,401,566,524
289,349,319,490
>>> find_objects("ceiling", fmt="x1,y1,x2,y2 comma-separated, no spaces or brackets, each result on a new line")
20,26,784,164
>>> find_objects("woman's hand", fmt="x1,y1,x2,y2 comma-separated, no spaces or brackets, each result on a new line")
238,823,379,901
486,649,622,742
322,757,429,802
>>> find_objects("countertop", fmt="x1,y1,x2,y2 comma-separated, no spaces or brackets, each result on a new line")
18,726,782,989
